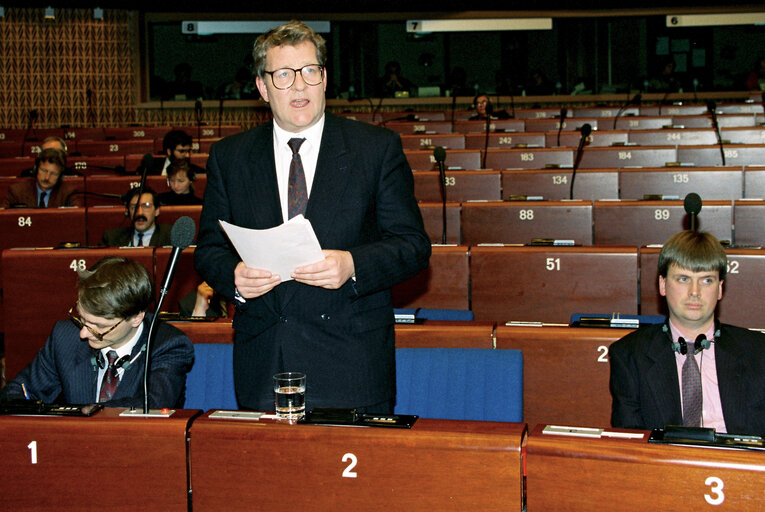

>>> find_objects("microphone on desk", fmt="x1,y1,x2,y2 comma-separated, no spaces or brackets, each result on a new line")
556,107,568,147
434,146,448,244
143,216,196,414
570,123,592,200
481,102,494,168
131,153,153,223
684,192,702,232
195,99,204,145
613,93,641,129
706,100,726,166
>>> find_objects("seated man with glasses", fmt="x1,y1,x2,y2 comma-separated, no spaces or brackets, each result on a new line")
0,148,83,208
0,256,194,408
100,187,172,247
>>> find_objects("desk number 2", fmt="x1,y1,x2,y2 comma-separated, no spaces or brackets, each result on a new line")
28,441,38,464
342,453,357,478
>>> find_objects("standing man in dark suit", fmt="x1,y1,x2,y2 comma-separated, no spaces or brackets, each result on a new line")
0,257,194,408
1,148,83,208
194,20,430,414
610,230,765,435
100,187,172,247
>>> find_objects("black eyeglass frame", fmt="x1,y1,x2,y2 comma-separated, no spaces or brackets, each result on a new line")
263,64,325,90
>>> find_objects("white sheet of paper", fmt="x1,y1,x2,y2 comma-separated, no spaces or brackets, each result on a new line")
218,215,325,281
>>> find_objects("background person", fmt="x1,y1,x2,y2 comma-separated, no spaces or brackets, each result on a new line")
609,230,765,436
100,187,171,247
158,160,203,206
1,148,82,208
0,256,194,408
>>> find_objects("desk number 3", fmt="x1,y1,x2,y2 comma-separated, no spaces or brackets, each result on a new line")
704,476,724,505
342,453,357,478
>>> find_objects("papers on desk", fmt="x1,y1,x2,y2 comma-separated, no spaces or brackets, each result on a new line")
543,425,645,439
219,215,324,282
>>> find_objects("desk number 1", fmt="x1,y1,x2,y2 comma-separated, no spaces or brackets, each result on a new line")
28,441,37,464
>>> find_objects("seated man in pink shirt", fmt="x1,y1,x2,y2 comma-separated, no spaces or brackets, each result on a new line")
609,230,765,436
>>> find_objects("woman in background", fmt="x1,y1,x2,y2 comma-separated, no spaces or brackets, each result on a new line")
158,160,203,206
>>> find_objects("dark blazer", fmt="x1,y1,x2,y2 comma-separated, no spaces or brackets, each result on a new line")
100,223,172,247
610,323,765,436
0,314,194,408
0,179,83,208
194,113,431,411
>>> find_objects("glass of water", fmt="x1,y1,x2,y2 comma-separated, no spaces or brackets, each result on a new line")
273,372,306,423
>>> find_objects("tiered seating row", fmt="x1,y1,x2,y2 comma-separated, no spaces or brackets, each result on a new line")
417,199,765,247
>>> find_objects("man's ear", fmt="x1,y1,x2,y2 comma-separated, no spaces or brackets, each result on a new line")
129,311,146,328
256,76,269,103
659,275,667,297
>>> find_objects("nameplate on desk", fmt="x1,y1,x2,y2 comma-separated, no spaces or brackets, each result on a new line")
543,425,645,439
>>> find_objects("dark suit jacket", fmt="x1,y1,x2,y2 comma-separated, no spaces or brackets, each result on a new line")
100,223,172,247
0,179,83,208
610,323,765,436
0,314,194,408
194,113,431,411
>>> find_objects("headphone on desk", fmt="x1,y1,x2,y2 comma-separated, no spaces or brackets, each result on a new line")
662,319,719,355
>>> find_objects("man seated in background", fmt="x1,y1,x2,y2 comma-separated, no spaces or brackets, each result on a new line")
0,256,194,408
1,148,83,208
19,136,69,177
609,230,765,436
468,93,511,120
100,187,171,247
149,129,206,176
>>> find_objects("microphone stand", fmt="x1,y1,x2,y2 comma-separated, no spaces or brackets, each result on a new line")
707,101,726,166
434,146,448,244
481,105,493,169
570,123,592,200
556,107,568,147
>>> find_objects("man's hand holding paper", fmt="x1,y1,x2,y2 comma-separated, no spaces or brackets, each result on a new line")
292,249,355,290
221,215,335,297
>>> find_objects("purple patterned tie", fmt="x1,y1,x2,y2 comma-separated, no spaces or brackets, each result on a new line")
682,351,702,426
98,350,120,403
287,138,307,219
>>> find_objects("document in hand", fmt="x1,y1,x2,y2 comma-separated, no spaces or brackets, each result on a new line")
219,215,325,281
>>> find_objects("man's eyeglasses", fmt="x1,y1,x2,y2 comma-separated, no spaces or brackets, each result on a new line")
68,303,125,341
127,201,154,212
264,64,324,90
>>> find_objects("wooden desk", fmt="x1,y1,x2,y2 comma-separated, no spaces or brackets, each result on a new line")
453,119,525,133
103,126,173,140
413,170,501,202
572,107,639,118
495,325,627,427
548,130,628,148
501,169,619,201
484,148,574,170
399,133,465,150
470,245,638,323
526,423,765,511
464,132,546,149
418,202,461,244
189,413,526,511
733,199,765,245
593,200,733,246
721,127,765,144
392,245,470,310
386,121,454,135
405,149,481,171
0,408,198,512
578,145,677,169
618,166,744,200
677,144,765,167
461,200,593,245
75,139,156,156
525,118,599,133
612,116,673,130
394,321,495,348
627,128,718,146
169,319,235,344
